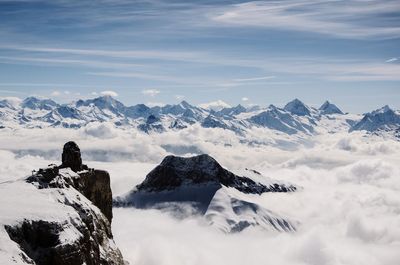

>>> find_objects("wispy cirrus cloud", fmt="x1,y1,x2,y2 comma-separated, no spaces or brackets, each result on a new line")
210,0,400,39
386,58,398,63
234,76,275,82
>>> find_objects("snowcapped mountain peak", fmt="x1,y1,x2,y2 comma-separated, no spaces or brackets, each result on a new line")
215,104,246,117
79,95,124,110
0,98,21,110
268,104,279,110
351,105,400,132
284,98,311,116
179,100,192,109
22,96,58,110
319,100,344,115
371,105,393,115
250,104,314,135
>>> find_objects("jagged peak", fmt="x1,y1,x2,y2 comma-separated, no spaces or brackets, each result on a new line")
22,96,58,110
319,100,331,109
284,98,310,116
319,100,343,115
371,105,393,115
179,100,193,109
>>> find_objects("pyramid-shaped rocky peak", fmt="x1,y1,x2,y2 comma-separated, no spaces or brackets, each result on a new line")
284,98,311,116
319,100,343,115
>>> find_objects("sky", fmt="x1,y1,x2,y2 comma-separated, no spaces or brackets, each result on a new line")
0,0,399,113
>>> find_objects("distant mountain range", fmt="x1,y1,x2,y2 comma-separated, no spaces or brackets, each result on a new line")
1,96,400,137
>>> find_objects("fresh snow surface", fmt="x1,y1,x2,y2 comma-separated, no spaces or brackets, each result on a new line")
0,169,104,264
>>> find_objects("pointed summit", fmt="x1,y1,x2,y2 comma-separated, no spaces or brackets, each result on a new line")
75,95,126,116
371,105,392,115
284,98,311,116
216,104,246,116
319,100,343,115
351,105,400,132
179,100,192,109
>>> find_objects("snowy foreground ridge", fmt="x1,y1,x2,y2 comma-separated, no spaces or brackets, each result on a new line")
1,96,400,137
0,142,125,265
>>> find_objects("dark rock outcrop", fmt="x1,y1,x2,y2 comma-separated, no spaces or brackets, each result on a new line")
60,141,87,172
136,154,296,194
7,142,125,265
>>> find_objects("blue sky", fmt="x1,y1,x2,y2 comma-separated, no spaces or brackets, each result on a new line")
0,0,399,113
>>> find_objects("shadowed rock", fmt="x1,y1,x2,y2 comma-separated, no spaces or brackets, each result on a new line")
60,141,87,172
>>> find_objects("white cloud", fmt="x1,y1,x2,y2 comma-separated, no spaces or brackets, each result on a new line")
50,91,61,97
100,90,118,97
142,89,160,97
234,76,275,82
241,97,249,102
1,126,400,265
83,122,118,139
386,58,398,63
199,100,231,111
211,0,400,39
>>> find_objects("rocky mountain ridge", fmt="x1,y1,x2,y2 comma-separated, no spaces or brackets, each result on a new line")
1,96,399,137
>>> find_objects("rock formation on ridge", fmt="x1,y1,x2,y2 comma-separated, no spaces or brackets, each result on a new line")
1,141,124,265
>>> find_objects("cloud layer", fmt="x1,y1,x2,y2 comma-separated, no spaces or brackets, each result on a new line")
1,124,400,265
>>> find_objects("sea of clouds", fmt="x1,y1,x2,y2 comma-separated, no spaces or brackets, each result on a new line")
0,123,399,265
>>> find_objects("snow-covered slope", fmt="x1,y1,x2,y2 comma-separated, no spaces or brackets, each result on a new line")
249,104,314,135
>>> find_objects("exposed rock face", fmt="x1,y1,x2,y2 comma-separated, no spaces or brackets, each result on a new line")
284,98,311,116
60,141,86,172
4,142,124,265
319,100,344,115
76,169,113,222
136,154,296,194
